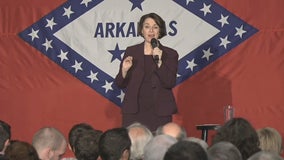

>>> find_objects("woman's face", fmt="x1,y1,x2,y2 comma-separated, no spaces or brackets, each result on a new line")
141,17,160,43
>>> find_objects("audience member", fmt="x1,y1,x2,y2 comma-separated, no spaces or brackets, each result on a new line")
64,123,95,160
212,117,261,160
99,127,131,160
68,123,94,153
7,119,284,160
74,129,102,160
156,122,187,141
248,151,284,160
207,141,242,160
0,120,11,160
163,140,208,160
4,140,40,160
257,127,283,155
185,137,208,151
127,122,153,160
32,127,67,160
143,134,177,160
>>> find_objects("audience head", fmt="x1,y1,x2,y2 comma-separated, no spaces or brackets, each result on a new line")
156,122,187,141
0,120,11,154
74,129,103,160
99,127,131,160
207,141,242,160
32,127,67,160
257,127,283,155
164,140,208,160
4,140,40,160
185,137,208,151
68,123,94,152
127,122,153,160
143,134,177,160
212,117,260,160
248,151,284,160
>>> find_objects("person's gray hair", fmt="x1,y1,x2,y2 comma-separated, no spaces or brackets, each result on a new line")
185,137,208,151
143,134,177,160
127,122,153,160
248,151,284,160
32,127,66,151
208,141,242,160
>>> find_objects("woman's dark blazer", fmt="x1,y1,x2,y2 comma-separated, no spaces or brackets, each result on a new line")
115,42,179,116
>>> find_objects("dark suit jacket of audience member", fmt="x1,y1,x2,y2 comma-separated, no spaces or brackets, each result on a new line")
0,155,6,160
115,42,178,116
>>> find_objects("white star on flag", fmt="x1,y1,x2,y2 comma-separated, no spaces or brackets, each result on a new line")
186,59,198,72
28,28,39,41
45,17,57,30
102,81,113,93
72,60,83,73
235,25,247,38
186,0,194,5
218,14,229,27
219,35,231,49
87,71,98,83
200,3,212,16
57,50,69,63
81,0,92,7
202,48,214,61
117,90,125,103
63,6,74,19
42,38,53,51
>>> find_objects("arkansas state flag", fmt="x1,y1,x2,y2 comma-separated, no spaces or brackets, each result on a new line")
1,0,284,155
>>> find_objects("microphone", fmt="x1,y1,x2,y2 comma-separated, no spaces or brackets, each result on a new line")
151,38,160,64
151,38,159,48
153,55,159,64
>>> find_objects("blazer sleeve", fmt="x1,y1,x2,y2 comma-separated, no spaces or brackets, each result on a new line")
155,47,179,89
114,47,131,89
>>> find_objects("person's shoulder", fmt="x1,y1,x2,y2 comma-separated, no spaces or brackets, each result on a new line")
127,42,143,50
159,42,176,51
125,42,144,56
161,44,178,55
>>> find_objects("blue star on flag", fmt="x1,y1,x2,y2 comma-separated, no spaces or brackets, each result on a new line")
108,43,125,63
129,0,144,11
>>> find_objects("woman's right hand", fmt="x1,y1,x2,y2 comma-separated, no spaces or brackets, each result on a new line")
122,56,133,78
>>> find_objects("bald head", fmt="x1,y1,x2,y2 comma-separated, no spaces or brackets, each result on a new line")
32,127,67,160
156,122,187,141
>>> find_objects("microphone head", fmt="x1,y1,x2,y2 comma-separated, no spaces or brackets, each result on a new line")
151,38,158,48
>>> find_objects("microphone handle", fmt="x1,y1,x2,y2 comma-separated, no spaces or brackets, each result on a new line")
154,55,159,64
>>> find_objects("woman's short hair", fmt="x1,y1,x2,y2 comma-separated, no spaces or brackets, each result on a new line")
137,13,167,39
257,127,283,154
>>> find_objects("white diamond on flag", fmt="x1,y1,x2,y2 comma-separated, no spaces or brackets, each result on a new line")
18,0,258,107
